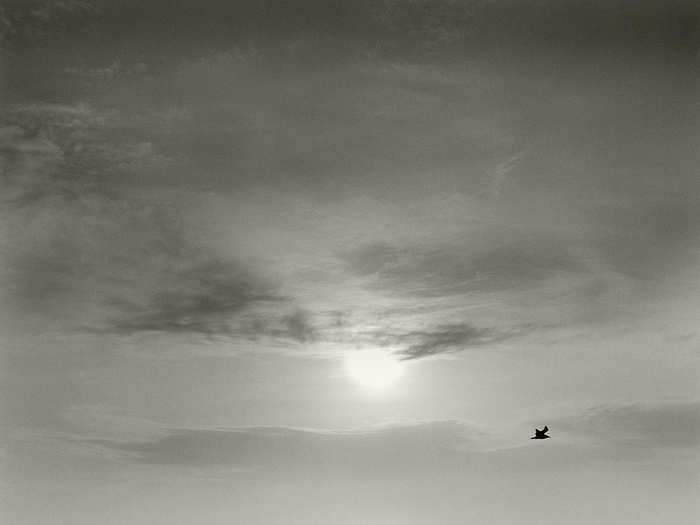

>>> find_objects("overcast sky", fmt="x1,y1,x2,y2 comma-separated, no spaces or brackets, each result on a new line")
1,2,698,524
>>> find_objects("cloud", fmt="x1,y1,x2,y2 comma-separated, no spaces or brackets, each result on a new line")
276,310,317,343
0,1,101,49
594,202,700,281
394,322,527,360
1,104,185,202
81,403,700,474
84,420,479,472
340,241,398,276
0,117,313,343
344,237,583,297
490,149,528,197
557,401,700,450
0,123,66,206
334,234,632,362
106,260,280,337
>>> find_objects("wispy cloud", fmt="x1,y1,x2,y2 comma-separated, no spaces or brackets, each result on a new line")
85,420,479,471
556,401,700,450
395,322,529,360
0,115,314,343
490,149,528,197
106,260,280,337
343,237,584,297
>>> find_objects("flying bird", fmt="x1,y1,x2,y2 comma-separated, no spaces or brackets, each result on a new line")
531,425,550,439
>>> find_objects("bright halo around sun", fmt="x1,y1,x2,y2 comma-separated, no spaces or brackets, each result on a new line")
345,348,403,391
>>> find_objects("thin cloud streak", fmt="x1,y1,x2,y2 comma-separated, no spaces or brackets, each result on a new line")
555,401,700,450
85,420,478,470
343,237,585,297
395,322,530,360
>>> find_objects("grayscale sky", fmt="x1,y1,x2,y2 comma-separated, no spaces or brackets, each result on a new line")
1,2,698,524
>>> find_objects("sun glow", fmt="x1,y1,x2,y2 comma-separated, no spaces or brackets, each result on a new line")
345,348,404,391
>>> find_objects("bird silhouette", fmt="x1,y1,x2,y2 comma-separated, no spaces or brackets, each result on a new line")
531,425,550,439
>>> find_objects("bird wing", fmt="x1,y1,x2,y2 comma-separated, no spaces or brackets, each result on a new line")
543,425,548,433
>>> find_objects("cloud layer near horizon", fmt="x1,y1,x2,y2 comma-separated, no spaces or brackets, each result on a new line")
77,401,700,473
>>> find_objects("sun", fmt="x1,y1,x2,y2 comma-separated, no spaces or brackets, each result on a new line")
345,348,404,391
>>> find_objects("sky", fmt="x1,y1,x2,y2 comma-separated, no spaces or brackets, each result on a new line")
1,2,699,524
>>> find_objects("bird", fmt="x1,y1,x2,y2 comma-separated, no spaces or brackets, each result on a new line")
531,425,550,439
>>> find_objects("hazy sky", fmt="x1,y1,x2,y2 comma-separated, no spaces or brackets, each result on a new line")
1,2,698,524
